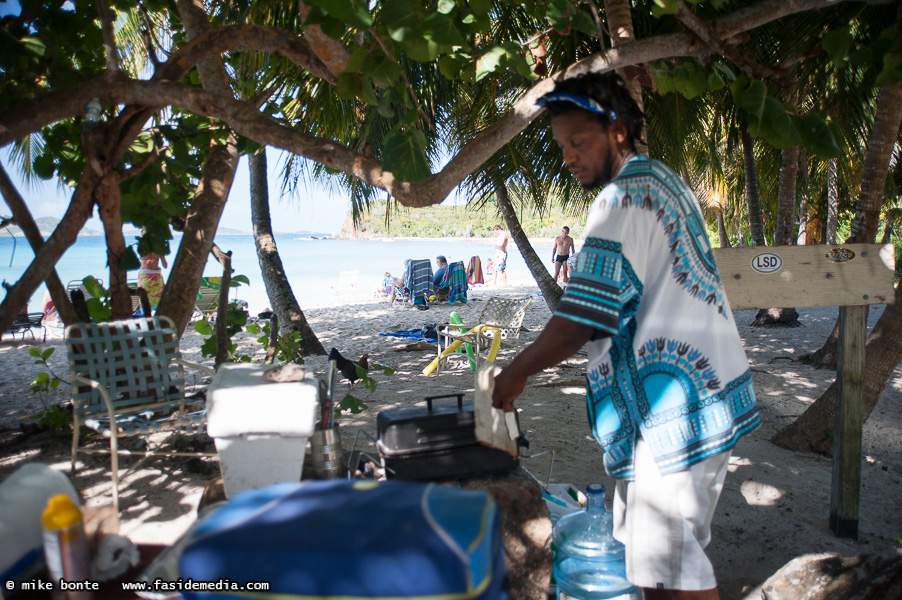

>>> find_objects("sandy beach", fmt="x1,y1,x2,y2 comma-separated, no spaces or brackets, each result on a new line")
1,282,900,598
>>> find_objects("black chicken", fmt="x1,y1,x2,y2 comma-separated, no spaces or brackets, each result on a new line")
329,348,369,384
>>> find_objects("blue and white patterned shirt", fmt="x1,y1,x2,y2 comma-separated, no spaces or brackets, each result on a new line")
556,155,759,479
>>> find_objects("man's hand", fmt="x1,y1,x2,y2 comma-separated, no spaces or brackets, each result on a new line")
492,366,526,412
490,316,597,413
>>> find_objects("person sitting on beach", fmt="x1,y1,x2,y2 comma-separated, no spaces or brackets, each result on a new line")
433,256,449,288
375,272,393,298
566,251,579,281
42,289,59,324
138,252,168,308
390,259,412,306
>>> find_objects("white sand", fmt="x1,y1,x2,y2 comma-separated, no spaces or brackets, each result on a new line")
1,283,900,598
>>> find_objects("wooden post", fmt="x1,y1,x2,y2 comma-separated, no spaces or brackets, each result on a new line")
830,305,866,539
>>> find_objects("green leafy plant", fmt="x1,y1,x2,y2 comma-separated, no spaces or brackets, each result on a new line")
81,275,112,322
28,346,66,393
333,361,395,418
194,274,253,362
246,320,304,365
28,346,72,431
36,404,72,431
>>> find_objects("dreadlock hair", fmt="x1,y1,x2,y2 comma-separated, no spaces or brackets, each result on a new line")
541,71,646,151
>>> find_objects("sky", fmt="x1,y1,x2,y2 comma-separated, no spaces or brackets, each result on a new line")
1,147,352,236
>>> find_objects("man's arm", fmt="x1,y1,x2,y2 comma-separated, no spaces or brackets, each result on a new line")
492,316,597,411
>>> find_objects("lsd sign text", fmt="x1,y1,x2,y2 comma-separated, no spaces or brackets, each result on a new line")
750,252,783,274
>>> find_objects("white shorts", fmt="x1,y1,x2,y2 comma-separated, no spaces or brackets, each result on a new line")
612,439,731,591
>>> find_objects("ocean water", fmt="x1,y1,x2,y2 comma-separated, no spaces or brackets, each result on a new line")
0,233,555,314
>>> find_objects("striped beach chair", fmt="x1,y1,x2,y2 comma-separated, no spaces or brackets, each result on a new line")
66,316,215,511
405,259,434,308
447,261,468,304
466,256,484,287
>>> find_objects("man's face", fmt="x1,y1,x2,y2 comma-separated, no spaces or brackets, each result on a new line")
551,111,618,189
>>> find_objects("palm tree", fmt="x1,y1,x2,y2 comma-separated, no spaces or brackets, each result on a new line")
249,149,326,355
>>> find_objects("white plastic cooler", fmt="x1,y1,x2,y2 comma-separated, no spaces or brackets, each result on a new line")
206,363,318,497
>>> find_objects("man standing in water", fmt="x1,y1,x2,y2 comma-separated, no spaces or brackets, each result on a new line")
492,72,759,600
552,226,575,284
492,224,509,286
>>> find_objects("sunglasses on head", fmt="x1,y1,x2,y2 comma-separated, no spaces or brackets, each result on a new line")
536,92,618,120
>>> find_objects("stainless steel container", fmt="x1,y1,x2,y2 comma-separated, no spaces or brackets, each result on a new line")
310,426,346,479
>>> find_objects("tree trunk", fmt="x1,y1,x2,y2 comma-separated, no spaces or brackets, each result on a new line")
493,176,562,312
774,145,799,246
741,127,766,247
848,81,902,244
213,248,232,369
0,169,98,332
95,174,133,319
796,159,809,246
756,145,801,326
800,81,902,368
0,164,77,326
158,0,241,337
249,150,326,356
772,283,902,454
602,0,647,155
826,158,839,244
716,211,731,248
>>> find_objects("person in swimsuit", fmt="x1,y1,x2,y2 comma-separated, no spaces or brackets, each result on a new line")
552,226,575,284
138,252,168,308
492,225,509,286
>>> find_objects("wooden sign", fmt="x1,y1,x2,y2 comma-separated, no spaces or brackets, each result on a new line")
713,243,895,310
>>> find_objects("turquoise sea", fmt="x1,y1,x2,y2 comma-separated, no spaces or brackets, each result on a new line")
0,233,555,314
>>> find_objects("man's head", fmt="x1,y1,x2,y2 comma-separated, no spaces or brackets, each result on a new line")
538,72,645,189
493,225,502,233
436,255,447,266
562,226,570,236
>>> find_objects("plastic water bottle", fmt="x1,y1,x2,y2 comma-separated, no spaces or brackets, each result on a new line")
83,98,102,132
42,494,93,600
552,483,638,600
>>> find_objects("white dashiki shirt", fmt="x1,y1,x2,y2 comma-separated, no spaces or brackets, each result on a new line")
556,154,760,480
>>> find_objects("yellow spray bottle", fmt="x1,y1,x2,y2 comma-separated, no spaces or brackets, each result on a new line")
42,495,92,600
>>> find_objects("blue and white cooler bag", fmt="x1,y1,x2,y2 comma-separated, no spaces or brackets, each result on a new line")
179,479,508,600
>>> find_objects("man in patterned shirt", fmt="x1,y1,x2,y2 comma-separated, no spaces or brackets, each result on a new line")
492,72,759,600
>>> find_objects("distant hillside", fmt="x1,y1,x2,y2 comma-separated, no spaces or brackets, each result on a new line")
2,218,329,238
337,200,588,240
3,216,102,237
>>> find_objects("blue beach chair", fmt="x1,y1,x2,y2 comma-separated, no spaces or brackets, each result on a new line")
405,259,434,309
447,261,468,304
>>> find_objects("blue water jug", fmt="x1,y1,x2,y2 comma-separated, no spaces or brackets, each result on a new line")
551,483,639,600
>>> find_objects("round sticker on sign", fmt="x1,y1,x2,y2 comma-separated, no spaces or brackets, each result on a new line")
825,247,856,263
750,252,783,274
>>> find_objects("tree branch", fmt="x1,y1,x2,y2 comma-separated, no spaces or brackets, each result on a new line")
113,145,159,183
0,0,885,209
155,24,335,84
298,1,351,77
139,3,161,68
96,0,121,75
675,0,785,84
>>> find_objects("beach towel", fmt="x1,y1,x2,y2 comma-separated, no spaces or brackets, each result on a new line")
448,261,468,304
408,259,434,306
467,256,484,286
379,327,438,342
